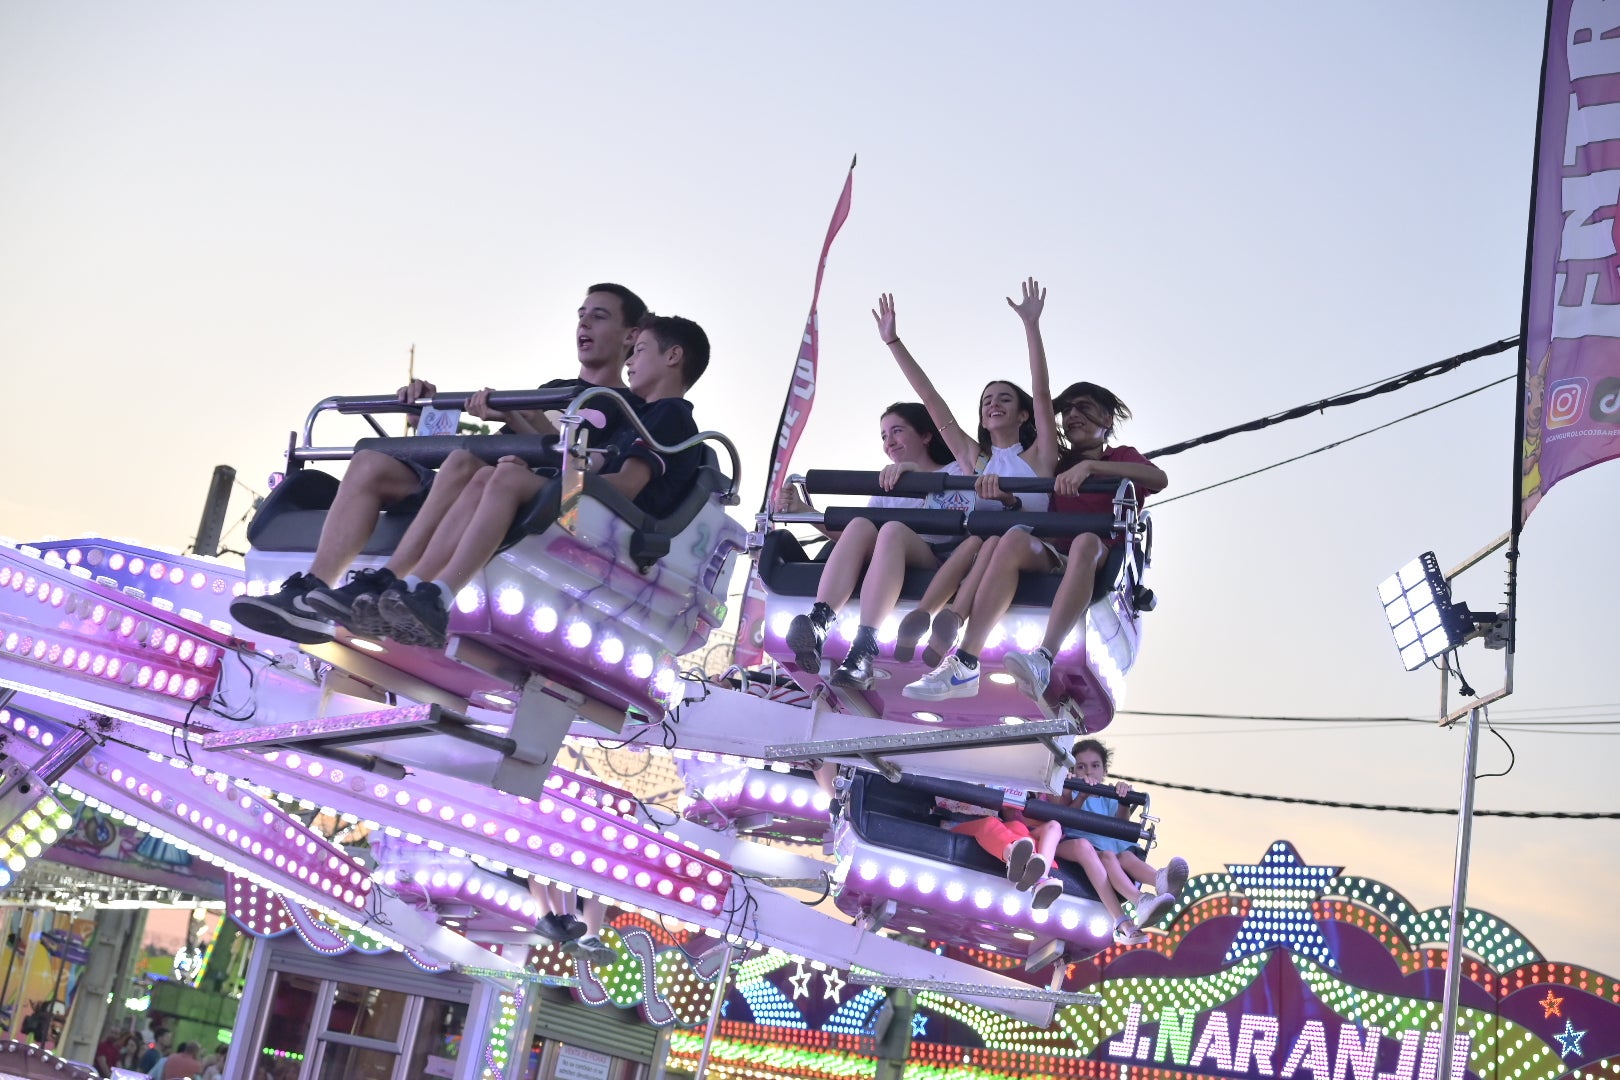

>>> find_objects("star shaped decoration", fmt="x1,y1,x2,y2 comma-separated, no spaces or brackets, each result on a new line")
1539,989,1563,1018
822,968,846,1003
1554,1019,1586,1059
911,1012,929,1039
1223,841,1342,970
788,963,813,1000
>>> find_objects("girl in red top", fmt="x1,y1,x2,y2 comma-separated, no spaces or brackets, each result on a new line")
992,381,1168,703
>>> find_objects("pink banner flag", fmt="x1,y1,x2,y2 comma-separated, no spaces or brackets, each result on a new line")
1519,0,1620,524
733,160,855,666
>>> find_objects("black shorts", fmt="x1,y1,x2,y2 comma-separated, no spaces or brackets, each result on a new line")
382,459,436,513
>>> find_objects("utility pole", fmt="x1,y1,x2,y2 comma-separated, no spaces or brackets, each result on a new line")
191,466,237,558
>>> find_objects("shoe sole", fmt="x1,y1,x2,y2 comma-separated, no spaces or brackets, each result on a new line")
828,668,874,691
341,596,393,640
1161,856,1189,897
921,611,962,668
377,593,448,649
785,618,825,673
892,611,932,663
1031,878,1063,911
1003,652,1050,703
1005,837,1034,884
1134,891,1175,928
1017,853,1048,892
901,679,979,702
230,597,334,645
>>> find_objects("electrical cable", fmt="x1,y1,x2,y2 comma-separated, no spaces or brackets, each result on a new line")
1151,375,1514,506
1144,336,1518,459
1112,774,1617,818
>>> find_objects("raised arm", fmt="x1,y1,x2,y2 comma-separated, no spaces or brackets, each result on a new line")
1007,277,1060,476
874,293,981,468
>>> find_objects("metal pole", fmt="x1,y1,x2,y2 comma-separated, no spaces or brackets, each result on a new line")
692,944,737,1080
192,465,237,558
1436,706,1482,1080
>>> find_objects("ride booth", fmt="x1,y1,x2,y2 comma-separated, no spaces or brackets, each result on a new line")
653,839,1618,1080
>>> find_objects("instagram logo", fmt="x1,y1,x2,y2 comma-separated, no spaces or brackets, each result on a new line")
1547,378,1587,429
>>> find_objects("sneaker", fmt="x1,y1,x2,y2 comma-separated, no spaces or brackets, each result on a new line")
1017,852,1049,892
1003,647,1053,703
230,573,335,645
921,610,962,668
1132,890,1175,929
1030,876,1063,912
828,648,876,691
344,590,392,639
1003,836,1034,885
535,912,583,943
903,654,980,701
892,610,932,663
305,567,396,632
569,934,618,966
377,582,450,648
785,612,828,672
1156,856,1189,898
1114,917,1148,946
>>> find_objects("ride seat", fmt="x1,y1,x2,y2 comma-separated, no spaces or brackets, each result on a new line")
759,529,1128,609
845,773,1102,902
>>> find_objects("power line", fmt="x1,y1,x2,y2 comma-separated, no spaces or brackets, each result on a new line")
1114,774,1620,819
1150,375,1515,507
1145,335,1519,459
1116,707,1619,727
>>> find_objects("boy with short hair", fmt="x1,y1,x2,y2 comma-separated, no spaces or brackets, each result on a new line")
231,284,648,644
379,314,711,647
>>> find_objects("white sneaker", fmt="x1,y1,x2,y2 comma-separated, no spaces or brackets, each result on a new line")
1133,890,1176,929
902,654,980,701
1114,917,1147,946
1157,856,1189,898
1003,648,1052,702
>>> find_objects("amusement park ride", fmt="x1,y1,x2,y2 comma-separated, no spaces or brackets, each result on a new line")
0,386,1166,1047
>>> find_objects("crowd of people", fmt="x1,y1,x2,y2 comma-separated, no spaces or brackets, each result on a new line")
94,1026,226,1078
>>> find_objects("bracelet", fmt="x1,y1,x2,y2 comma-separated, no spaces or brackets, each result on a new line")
883,336,899,345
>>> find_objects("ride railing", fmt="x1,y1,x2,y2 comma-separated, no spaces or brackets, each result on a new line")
770,470,1146,545
286,387,743,504
886,772,1155,849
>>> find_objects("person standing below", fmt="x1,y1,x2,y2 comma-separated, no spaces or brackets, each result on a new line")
160,1041,205,1079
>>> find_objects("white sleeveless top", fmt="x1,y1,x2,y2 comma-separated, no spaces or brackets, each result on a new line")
964,443,1050,513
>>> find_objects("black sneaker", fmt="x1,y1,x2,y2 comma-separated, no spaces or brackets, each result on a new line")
566,934,618,966
305,567,396,632
536,912,586,943
229,573,335,645
828,648,876,691
785,613,828,672
377,582,450,648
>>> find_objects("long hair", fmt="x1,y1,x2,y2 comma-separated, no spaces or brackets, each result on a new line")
976,380,1038,453
882,401,955,466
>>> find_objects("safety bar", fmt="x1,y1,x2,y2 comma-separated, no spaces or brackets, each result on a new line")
300,388,582,448
345,434,563,469
820,506,1117,539
802,469,1131,498
890,775,1146,845
1059,778,1149,808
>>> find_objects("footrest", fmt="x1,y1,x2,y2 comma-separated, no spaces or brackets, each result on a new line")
202,702,513,755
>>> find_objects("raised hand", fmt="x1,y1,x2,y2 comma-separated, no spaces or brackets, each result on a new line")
872,293,899,344
1005,276,1047,325
397,378,437,404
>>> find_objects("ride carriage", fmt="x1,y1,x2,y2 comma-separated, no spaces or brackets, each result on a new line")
226,387,747,797
759,468,1152,733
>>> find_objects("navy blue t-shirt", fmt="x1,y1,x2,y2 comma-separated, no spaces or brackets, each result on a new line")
600,397,702,519
511,378,642,442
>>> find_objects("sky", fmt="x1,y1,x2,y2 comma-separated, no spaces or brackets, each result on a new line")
3,3,1615,978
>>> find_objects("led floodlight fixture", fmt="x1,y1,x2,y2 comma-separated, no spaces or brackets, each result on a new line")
1378,552,1471,671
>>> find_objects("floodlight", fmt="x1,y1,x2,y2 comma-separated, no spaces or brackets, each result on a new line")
1378,551,1495,671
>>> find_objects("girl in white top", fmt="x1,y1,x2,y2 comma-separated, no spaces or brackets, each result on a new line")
847,279,1062,696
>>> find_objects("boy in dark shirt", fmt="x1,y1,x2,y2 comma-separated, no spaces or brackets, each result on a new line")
230,284,647,644
378,315,711,648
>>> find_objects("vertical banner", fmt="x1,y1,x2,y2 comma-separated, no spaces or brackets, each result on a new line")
1519,0,1620,525
733,159,856,666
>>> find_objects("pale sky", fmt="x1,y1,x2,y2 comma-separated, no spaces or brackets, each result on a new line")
4,3,1615,978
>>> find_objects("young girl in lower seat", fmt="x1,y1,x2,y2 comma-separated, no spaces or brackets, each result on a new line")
1047,739,1187,944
